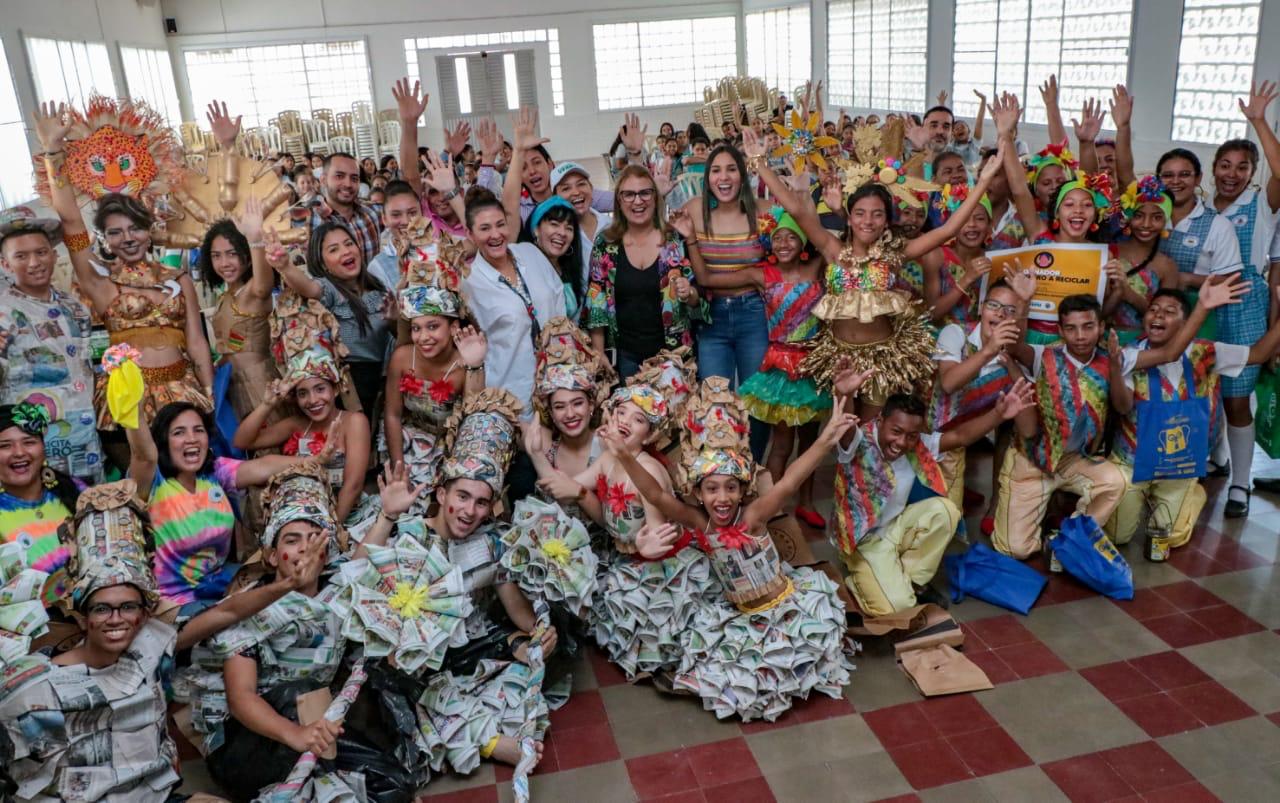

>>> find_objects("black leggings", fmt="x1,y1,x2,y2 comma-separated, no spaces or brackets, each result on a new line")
346,360,383,419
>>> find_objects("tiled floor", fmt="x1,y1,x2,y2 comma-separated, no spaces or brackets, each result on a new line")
178,445,1280,802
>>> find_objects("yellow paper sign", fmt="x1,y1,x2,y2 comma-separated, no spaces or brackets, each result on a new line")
981,243,1107,321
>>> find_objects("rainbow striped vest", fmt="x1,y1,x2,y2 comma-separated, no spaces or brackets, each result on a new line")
1023,346,1111,473
928,326,1016,431
1114,340,1221,467
833,421,949,555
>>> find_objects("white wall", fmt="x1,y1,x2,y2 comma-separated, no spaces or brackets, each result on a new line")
158,0,740,163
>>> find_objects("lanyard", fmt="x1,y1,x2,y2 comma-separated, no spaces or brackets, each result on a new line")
495,259,541,346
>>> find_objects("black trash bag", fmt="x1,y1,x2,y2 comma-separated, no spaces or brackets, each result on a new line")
206,679,416,803
363,660,433,791
1,725,16,802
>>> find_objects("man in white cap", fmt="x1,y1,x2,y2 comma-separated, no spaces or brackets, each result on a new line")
0,205,102,481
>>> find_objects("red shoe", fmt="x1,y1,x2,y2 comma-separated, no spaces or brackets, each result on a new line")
795,506,827,529
980,516,995,536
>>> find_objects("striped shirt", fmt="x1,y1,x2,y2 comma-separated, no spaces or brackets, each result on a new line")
149,458,240,604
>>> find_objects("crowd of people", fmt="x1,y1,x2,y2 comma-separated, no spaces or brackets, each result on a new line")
0,70,1277,802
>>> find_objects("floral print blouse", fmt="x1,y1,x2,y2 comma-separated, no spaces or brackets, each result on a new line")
586,230,709,350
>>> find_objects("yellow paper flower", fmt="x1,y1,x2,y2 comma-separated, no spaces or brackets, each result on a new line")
540,538,572,565
771,110,840,175
387,581,430,619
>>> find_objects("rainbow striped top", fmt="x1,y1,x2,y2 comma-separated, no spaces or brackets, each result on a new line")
149,458,240,604
0,489,72,604
695,230,765,277
1024,346,1110,473
762,266,823,344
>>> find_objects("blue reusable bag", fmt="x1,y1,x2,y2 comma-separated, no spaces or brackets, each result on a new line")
1049,515,1134,600
944,543,1047,615
210,362,246,460
1133,355,1210,483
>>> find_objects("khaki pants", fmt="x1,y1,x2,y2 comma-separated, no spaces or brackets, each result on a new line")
841,496,960,617
1104,460,1206,548
937,447,965,511
992,450,1126,559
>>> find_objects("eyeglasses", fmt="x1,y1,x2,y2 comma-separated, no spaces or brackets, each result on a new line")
86,601,146,621
619,188,655,202
984,300,1018,316
1158,171,1196,182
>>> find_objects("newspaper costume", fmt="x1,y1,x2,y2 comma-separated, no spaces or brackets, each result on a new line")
0,481,180,802
590,350,721,679
0,542,50,667
672,378,853,722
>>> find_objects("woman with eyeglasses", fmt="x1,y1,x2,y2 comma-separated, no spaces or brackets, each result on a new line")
587,165,707,379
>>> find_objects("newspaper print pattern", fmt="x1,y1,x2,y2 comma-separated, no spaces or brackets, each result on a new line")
501,497,599,619
0,542,50,665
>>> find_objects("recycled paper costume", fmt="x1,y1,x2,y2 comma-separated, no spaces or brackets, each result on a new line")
590,350,721,678
671,378,851,722
0,480,180,802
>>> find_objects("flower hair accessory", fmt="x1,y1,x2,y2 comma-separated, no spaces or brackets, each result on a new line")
101,344,144,430
939,182,992,220
1026,140,1079,185
1119,174,1173,222
771,111,840,174
1055,170,1118,221
1,402,53,437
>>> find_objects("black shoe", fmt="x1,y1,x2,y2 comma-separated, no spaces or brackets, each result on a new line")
1254,477,1280,494
914,583,951,610
1206,460,1230,478
1225,484,1250,518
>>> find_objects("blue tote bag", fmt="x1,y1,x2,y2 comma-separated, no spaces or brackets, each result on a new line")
1132,355,1210,483
944,543,1047,615
1049,515,1134,600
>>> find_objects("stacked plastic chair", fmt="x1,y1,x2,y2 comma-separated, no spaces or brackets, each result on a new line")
351,101,379,162
303,118,332,156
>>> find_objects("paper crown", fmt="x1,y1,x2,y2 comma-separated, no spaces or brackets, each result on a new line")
605,347,696,447
261,461,338,550
441,388,523,494
677,377,755,495
397,216,468,320
57,480,158,612
838,120,939,210
534,317,617,418
270,289,352,392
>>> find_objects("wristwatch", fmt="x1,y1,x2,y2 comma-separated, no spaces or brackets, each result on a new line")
441,186,462,202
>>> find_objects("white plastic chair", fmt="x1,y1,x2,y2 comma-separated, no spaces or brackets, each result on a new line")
378,121,401,159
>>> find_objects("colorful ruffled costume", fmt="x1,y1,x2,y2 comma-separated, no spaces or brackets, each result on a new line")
669,378,852,721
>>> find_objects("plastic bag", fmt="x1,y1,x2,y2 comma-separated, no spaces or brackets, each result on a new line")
1049,515,1134,601
943,543,1047,615
1255,368,1280,459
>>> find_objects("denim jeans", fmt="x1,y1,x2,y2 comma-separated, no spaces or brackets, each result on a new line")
697,292,770,460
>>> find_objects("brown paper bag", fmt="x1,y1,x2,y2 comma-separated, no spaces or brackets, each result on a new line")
296,687,337,759
898,644,993,697
893,606,964,656
767,515,817,567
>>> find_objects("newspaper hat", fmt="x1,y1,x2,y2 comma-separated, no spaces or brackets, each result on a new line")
533,316,616,422
58,480,158,612
270,289,352,392
604,347,696,446
397,216,467,320
677,376,756,496
441,388,523,494
261,460,339,550
0,205,62,246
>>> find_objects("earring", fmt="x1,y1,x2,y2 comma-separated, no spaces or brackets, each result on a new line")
42,465,57,489
799,249,811,261
1051,219,1061,231
708,196,719,210
1161,229,1170,239
1089,222,1099,233
1122,226,1131,236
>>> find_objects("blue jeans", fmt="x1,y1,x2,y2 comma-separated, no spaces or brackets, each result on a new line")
697,292,770,460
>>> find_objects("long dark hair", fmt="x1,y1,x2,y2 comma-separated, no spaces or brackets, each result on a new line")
1157,148,1202,179
93,192,153,232
152,402,216,479
520,203,584,307
306,221,384,336
844,183,895,242
198,219,252,292
701,144,757,236
1213,138,1259,179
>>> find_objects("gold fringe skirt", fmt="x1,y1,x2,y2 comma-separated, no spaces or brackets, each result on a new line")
800,313,937,407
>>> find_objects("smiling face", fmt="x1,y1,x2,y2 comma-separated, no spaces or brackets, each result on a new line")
522,151,552,198
979,284,1018,341
952,120,971,143
895,203,926,238
1034,164,1067,209
102,211,151,262
295,171,318,197
1059,309,1102,361
436,478,494,538
1213,148,1255,203
771,228,804,262
934,154,967,188
294,377,337,421
1,232,57,294
877,409,925,461
320,228,362,279
325,155,361,207
924,109,953,149
166,409,209,476
698,474,744,528
410,314,457,359
1128,202,1167,244
848,194,889,245
0,426,45,494
706,152,741,202
618,174,658,228
956,206,992,249
208,233,247,286
1159,157,1200,206
536,215,574,258
467,207,509,263
610,401,654,450
549,389,592,438
267,520,322,580
1056,188,1097,240
382,192,421,236
556,172,593,217
1142,293,1186,347
83,584,147,657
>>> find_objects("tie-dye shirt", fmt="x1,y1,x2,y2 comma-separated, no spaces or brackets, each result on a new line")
0,489,73,604
150,458,241,604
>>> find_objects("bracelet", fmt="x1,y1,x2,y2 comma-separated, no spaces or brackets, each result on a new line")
465,363,483,372
479,735,500,759
379,510,397,523
63,230,91,253
440,186,461,202
248,240,267,249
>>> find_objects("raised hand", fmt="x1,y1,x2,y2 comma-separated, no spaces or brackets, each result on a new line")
983,319,1022,356
205,100,242,149
263,376,298,408
422,150,458,193
972,88,988,105
262,228,288,271
1107,328,1124,362
818,399,860,446
937,89,949,106
475,118,504,162
990,93,1021,139
620,112,648,154
392,78,429,123
521,421,550,457
1198,273,1249,310
997,378,1037,420
313,418,344,465
832,357,875,397
1039,74,1060,110
1239,79,1279,122
1109,84,1133,128
377,460,429,517
1006,266,1036,302
668,208,694,239
452,325,487,367
33,101,71,151
741,127,766,160
285,531,327,590
1104,258,1126,291
904,115,930,150
962,255,993,289
1071,97,1106,142
444,121,471,156
235,195,266,242
635,522,681,559
512,106,548,153
597,423,626,457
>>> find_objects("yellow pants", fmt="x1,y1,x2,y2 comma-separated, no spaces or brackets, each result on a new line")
992,450,1126,559
841,496,960,617
1104,460,1207,548
937,447,965,511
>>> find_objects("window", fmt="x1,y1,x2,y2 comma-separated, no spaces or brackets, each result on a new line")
436,51,537,121
951,0,1133,125
25,36,115,108
184,40,373,128
826,1,928,112
120,46,182,126
593,16,738,110
403,29,564,116
1172,0,1262,143
746,5,811,96
0,39,33,207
